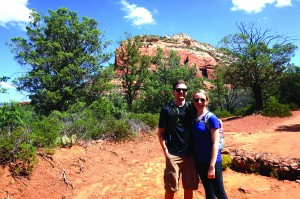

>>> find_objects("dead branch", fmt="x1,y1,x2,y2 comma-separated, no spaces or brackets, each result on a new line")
52,168,74,191
10,175,28,188
8,163,28,188
37,152,54,168
52,161,74,191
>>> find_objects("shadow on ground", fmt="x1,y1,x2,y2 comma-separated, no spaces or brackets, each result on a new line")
275,124,300,132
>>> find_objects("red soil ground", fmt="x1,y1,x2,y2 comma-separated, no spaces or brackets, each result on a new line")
1,111,300,199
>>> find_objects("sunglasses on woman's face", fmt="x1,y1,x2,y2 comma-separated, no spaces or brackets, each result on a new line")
175,88,188,92
193,98,206,103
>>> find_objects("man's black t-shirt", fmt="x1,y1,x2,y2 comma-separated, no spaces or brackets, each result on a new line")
158,101,194,156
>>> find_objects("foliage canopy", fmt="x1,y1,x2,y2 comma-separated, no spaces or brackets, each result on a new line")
219,22,298,111
115,33,151,111
8,8,112,115
138,47,201,113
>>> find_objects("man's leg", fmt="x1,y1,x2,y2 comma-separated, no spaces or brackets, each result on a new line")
184,189,193,199
165,190,175,199
182,156,199,199
164,154,181,199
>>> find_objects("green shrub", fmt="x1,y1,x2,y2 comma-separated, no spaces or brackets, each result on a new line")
89,121,107,140
115,119,135,140
0,132,15,163
262,101,292,117
288,103,300,111
0,102,27,131
127,118,151,135
70,116,101,140
89,97,116,120
234,105,254,116
49,108,100,141
13,142,38,176
106,93,128,119
30,117,61,148
213,109,232,118
0,127,38,176
222,154,232,170
128,113,159,129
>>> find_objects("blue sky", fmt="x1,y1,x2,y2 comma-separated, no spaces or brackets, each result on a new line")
1,0,300,102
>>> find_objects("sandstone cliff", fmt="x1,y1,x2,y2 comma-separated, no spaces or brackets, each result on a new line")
115,33,223,79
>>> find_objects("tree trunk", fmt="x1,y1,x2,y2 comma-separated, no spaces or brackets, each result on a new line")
127,94,133,111
251,84,263,111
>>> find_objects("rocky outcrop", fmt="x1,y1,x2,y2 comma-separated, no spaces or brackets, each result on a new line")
228,149,300,181
115,33,223,80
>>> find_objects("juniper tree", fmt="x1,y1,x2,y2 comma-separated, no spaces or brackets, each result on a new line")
8,8,111,115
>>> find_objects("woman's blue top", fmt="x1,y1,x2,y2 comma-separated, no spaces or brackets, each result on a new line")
192,112,222,163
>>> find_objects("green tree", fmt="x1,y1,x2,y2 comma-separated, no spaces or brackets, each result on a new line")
83,65,115,105
208,65,228,111
8,8,111,115
138,47,201,113
219,22,297,111
278,65,300,106
115,33,151,111
208,66,253,113
0,102,27,132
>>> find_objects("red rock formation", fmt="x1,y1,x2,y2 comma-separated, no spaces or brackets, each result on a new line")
19,101,30,106
115,33,223,80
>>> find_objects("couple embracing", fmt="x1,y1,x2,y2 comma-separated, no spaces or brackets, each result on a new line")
158,80,228,199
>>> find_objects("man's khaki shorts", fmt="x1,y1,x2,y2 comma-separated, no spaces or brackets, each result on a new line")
164,153,199,192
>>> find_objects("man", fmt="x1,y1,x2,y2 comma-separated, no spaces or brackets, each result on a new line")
158,80,198,199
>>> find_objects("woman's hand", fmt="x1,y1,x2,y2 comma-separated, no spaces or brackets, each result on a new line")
208,165,215,179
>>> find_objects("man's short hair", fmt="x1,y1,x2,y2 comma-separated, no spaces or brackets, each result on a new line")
172,80,186,90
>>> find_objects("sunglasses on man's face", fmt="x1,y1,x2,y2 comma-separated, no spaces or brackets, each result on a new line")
175,88,188,92
193,98,206,103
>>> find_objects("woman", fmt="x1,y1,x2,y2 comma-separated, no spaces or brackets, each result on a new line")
192,90,227,199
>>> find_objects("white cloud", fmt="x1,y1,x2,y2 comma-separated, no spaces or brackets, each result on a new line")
0,0,31,28
275,0,292,7
0,81,16,89
231,0,292,13
120,0,155,26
